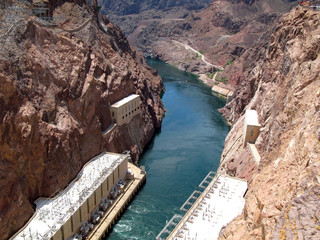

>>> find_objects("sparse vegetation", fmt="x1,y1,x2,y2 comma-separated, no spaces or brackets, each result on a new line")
224,60,234,68
199,50,204,54
216,76,228,84
206,72,216,79
195,53,201,58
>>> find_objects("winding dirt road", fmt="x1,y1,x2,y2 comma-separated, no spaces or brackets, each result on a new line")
172,40,224,70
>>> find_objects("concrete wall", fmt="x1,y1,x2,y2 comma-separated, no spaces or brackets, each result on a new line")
52,229,63,240
119,158,128,178
243,125,260,147
80,201,89,222
111,96,141,125
62,218,73,240
71,209,82,234
95,185,103,206
108,172,114,194
102,177,109,197
88,192,96,214
114,165,119,183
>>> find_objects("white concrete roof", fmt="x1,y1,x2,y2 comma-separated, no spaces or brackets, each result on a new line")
12,152,126,240
110,94,140,108
169,175,247,240
245,109,260,126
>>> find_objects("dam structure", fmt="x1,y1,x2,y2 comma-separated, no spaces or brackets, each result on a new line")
11,152,129,240
157,110,263,239
11,94,146,240
157,172,247,240
11,151,146,240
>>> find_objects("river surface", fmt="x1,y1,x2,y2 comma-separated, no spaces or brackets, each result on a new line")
107,59,230,239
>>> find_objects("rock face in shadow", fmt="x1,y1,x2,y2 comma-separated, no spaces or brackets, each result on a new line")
218,7,320,239
0,1,165,239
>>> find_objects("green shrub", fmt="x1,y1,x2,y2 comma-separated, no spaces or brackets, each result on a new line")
206,72,216,79
217,76,228,84
224,60,234,68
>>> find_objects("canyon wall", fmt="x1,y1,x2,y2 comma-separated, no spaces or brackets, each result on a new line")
0,1,165,239
103,0,295,90
100,0,212,15
218,7,320,239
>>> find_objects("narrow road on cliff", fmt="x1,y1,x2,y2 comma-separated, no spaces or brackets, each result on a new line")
172,40,224,70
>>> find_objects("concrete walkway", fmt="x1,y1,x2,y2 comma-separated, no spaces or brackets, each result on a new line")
88,163,146,240
102,123,117,137
248,143,261,165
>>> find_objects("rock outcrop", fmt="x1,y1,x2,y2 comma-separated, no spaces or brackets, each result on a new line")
218,7,320,239
103,0,295,89
100,0,212,15
0,1,165,239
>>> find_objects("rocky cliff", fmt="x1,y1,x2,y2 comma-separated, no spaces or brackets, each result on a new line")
0,1,165,239
103,0,295,90
100,0,212,15
218,7,320,239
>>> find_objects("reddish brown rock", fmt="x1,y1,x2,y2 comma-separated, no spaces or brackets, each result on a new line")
107,0,294,89
218,7,320,240
0,1,165,239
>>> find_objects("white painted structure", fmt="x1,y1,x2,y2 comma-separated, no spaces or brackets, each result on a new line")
167,175,247,240
110,94,141,125
11,152,128,240
248,143,261,165
243,109,261,147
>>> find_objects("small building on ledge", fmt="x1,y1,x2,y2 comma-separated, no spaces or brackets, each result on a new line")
243,109,261,147
110,94,141,126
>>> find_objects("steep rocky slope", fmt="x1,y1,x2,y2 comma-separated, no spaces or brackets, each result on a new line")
0,1,165,239
102,0,295,90
218,7,320,239
100,0,212,15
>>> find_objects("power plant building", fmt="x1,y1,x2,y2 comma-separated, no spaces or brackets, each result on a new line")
110,94,141,125
12,152,129,240
243,109,261,147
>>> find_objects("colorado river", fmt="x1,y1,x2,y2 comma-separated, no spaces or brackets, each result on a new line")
107,59,230,239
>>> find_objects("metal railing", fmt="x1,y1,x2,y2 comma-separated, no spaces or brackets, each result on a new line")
156,215,182,240
180,191,202,212
198,171,215,189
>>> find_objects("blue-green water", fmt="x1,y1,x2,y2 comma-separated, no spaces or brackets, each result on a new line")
107,59,229,239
